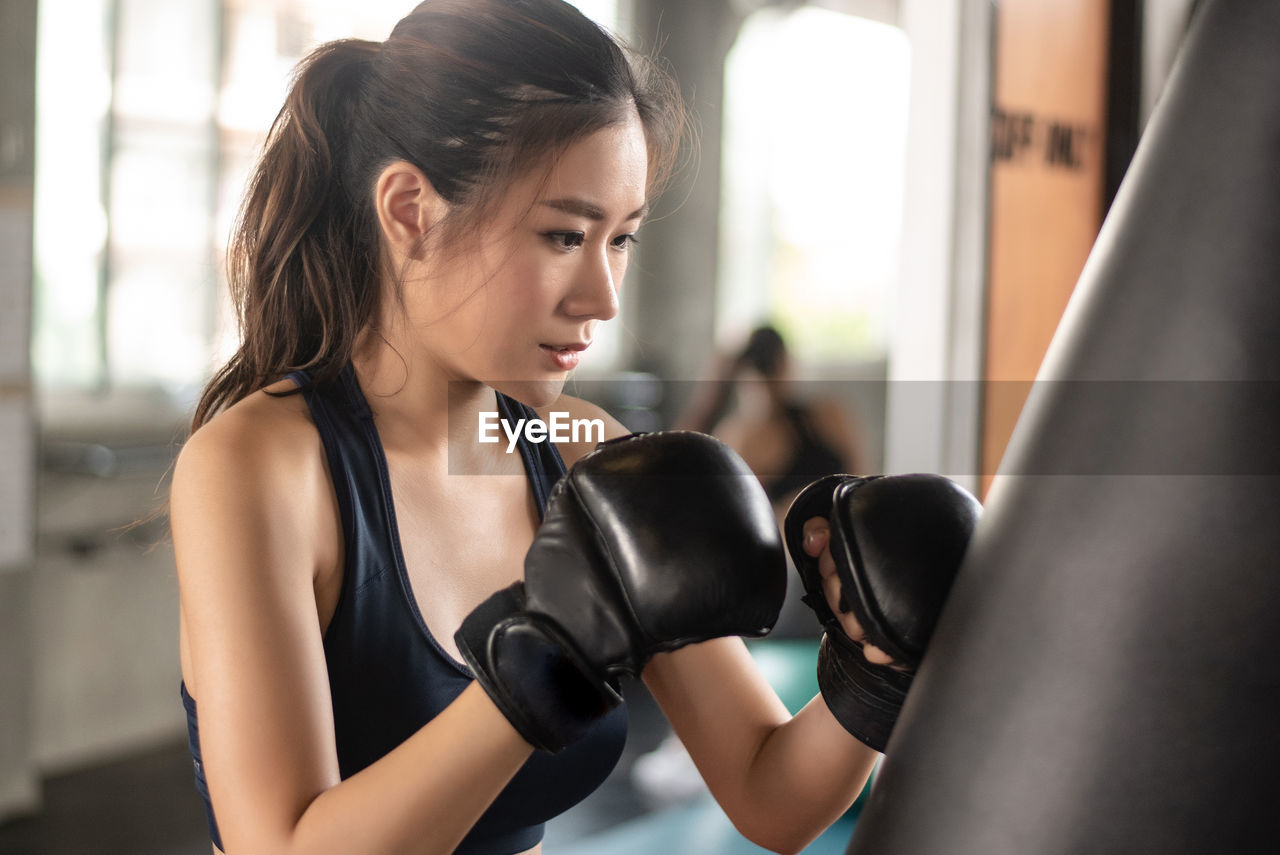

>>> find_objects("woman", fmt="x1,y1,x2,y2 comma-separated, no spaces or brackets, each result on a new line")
172,2,882,853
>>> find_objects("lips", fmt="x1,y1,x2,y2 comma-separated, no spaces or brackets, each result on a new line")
541,341,589,371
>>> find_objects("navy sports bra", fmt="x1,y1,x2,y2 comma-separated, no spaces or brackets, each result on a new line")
181,364,628,853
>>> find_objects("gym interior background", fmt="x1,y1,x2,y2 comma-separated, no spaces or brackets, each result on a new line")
0,0,1199,851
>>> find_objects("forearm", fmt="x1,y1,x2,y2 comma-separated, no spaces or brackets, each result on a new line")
225,684,533,855
645,642,876,854
735,696,878,852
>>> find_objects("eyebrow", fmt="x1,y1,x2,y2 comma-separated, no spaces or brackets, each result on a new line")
539,198,649,222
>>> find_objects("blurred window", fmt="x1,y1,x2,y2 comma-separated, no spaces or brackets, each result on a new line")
718,6,910,364
33,0,624,402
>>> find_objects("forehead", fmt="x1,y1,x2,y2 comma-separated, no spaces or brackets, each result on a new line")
514,114,650,219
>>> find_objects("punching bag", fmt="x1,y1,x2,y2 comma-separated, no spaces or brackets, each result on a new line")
845,2,1280,853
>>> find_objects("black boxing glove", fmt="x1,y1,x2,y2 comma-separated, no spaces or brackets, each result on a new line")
457,431,787,752
784,473,981,751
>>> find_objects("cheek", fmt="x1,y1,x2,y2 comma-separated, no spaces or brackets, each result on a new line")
612,254,631,287
497,255,564,311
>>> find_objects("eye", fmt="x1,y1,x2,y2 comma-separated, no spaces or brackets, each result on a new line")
610,233,639,251
545,231,585,250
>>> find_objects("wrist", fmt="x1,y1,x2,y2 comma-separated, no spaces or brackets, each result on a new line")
456,585,621,753
817,633,913,753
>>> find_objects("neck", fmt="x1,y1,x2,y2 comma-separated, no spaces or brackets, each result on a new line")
350,330,494,464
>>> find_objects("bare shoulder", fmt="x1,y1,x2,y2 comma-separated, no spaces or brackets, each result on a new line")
174,380,321,505
807,396,863,470
171,380,335,592
805,397,853,433
809,396,853,422
535,392,630,468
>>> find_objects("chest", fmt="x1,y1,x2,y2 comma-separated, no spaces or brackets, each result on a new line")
314,458,541,662
394,471,540,660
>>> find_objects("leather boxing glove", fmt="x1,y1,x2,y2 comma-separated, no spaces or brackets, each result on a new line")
457,431,787,752
784,473,981,751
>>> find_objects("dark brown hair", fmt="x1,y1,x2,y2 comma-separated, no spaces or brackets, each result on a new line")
737,324,787,378
192,0,687,429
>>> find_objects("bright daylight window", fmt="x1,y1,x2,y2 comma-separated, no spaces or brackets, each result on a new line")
718,6,910,364
33,0,624,402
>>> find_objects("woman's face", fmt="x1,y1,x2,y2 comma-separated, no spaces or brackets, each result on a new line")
407,112,649,407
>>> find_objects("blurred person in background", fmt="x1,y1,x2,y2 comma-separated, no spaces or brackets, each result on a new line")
678,323,865,517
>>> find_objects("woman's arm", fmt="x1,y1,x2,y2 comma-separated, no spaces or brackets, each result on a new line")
670,350,740,433
173,395,533,855
643,639,877,855
548,393,876,854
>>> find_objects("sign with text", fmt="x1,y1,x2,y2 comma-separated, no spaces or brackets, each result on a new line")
982,0,1111,493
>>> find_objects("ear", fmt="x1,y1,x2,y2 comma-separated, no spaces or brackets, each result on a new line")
373,160,449,262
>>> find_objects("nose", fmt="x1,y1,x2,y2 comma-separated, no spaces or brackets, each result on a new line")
562,245,621,322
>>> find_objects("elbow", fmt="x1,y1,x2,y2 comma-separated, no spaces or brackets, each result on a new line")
740,831,811,855
729,815,818,855
714,773,838,853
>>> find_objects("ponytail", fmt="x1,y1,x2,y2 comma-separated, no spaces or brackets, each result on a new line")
192,39,381,429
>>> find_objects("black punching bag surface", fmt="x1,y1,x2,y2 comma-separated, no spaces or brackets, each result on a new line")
846,2,1280,854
